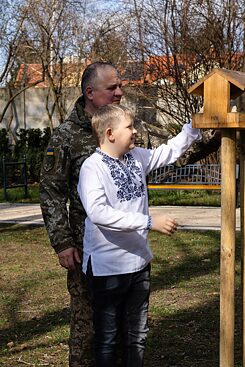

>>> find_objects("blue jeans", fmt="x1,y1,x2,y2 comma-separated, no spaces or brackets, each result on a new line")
86,259,151,367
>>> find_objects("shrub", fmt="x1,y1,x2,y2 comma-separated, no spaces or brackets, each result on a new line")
0,127,51,187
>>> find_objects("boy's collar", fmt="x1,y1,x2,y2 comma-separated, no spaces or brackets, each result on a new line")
96,148,130,163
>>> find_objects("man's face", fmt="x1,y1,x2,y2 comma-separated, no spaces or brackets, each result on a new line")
91,67,123,108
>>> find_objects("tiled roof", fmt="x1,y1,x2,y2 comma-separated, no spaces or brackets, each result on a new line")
15,64,47,88
15,52,244,88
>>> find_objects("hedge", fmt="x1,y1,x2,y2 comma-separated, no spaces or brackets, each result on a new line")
0,127,51,186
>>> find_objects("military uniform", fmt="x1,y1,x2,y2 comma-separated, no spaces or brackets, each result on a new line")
40,96,220,367
40,96,96,367
175,129,221,166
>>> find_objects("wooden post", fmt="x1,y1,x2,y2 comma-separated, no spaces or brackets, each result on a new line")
187,68,245,366
240,131,245,367
220,129,236,367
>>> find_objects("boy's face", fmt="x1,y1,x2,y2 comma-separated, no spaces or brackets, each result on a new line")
112,116,137,156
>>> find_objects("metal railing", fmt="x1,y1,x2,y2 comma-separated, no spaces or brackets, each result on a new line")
148,164,221,189
2,157,28,200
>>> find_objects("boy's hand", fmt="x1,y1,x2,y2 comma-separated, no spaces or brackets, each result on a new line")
151,213,178,236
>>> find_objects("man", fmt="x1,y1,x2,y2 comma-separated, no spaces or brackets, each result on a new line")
40,62,124,367
39,61,220,367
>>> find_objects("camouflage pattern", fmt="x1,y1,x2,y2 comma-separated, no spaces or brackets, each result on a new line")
68,265,93,367
39,96,220,367
40,98,96,254
175,129,221,166
40,96,96,367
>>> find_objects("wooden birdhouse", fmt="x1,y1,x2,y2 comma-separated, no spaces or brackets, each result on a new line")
188,68,245,128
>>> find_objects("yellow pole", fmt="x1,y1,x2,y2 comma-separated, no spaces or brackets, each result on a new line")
220,129,236,367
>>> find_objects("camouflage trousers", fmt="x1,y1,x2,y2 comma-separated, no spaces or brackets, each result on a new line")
67,264,94,367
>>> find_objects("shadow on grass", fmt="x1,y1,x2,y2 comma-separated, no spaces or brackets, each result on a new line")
0,223,44,234
0,307,70,356
151,230,242,292
1,298,242,366
151,231,220,291
145,297,219,367
146,230,242,367
145,290,242,367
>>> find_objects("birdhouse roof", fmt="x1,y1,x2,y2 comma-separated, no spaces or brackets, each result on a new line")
188,68,245,99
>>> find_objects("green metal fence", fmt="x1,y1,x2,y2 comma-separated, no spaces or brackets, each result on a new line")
2,157,28,200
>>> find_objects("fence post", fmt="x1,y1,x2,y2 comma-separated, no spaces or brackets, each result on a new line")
2,157,29,200
23,156,28,197
2,156,8,201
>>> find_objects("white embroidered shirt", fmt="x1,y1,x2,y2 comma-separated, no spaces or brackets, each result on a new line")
77,123,201,276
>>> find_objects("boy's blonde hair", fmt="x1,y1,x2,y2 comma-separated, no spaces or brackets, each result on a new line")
92,104,134,145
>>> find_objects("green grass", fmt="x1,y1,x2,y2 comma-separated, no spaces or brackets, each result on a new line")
148,189,221,206
0,184,222,206
0,224,243,366
0,184,40,203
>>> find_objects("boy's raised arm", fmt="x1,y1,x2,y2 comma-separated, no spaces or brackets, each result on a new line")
137,122,202,175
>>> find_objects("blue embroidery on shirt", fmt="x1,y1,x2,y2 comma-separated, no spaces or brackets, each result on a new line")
97,149,145,202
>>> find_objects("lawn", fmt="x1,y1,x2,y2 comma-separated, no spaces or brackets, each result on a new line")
0,184,222,207
0,224,242,366
148,188,221,207
0,184,40,204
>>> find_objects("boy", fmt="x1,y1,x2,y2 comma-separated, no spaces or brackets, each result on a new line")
77,104,201,367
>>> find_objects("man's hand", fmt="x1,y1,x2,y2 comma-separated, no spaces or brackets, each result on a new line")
151,213,178,236
58,247,81,272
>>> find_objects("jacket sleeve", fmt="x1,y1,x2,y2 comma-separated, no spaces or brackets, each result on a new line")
175,129,221,166
39,128,74,254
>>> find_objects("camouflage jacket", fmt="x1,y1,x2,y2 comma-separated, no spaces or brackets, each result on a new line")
175,129,221,166
40,97,220,254
39,97,94,254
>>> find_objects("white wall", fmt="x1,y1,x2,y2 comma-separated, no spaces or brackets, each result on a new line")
0,85,171,133
0,86,81,131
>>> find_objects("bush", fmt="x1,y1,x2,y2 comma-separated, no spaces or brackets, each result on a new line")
0,129,11,156
0,127,51,187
